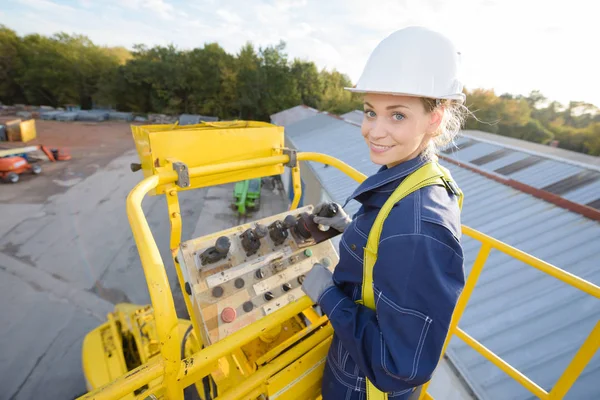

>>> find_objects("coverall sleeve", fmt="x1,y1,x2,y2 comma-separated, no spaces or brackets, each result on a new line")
318,232,465,392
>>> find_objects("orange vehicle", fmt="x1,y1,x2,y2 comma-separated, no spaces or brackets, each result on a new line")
0,155,42,183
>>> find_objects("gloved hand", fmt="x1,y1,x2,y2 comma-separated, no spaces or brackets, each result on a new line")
301,263,335,303
312,202,352,232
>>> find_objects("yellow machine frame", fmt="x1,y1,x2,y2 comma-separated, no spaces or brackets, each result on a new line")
80,121,600,400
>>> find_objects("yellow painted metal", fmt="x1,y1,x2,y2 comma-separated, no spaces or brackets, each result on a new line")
176,296,314,389
264,333,330,400
290,162,302,210
550,321,600,398
131,121,284,195
82,320,125,392
242,317,306,370
217,325,333,400
461,226,600,299
126,175,182,400
79,359,164,400
301,307,322,325
79,144,600,400
164,184,204,363
454,327,550,399
256,316,329,366
297,152,368,183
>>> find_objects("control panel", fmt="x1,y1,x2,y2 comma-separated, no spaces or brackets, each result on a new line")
177,205,340,346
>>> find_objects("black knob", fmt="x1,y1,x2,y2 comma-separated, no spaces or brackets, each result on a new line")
297,275,305,284
282,283,292,292
185,282,192,295
254,224,268,239
212,286,224,298
234,278,245,289
215,236,231,254
242,301,254,312
255,268,265,279
130,163,142,172
264,291,274,301
318,203,338,218
283,214,297,229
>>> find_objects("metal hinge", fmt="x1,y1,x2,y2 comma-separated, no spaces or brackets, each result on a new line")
283,149,297,168
172,162,190,188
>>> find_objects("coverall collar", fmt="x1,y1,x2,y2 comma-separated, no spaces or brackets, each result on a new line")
346,153,430,205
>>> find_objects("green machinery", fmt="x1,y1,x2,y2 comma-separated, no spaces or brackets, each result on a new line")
233,178,262,215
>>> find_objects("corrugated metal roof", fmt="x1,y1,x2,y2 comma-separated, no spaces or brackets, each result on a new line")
562,180,600,205
281,112,600,400
340,110,364,125
442,131,600,208
270,105,318,126
463,130,600,168
507,159,584,188
474,151,530,172
445,141,504,162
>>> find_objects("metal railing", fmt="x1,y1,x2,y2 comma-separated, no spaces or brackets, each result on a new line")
79,152,599,400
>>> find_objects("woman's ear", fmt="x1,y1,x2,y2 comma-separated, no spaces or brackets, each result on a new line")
428,107,444,137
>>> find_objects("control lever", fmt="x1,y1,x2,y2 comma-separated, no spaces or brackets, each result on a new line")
295,204,343,244
284,214,312,241
240,224,267,256
200,236,231,265
268,219,289,246
315,203,339,231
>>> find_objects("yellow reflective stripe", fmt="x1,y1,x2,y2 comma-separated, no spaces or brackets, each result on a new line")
367,379,388,400
361,161,463,399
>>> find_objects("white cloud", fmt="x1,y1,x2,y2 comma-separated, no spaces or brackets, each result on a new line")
6,0,600,106
17,0,75,12
216,9,243,24
118,0,175,19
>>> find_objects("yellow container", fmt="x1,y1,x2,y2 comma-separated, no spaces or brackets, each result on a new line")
19,119,37,142
5,119,37,142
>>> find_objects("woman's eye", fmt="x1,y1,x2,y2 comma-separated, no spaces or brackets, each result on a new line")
364,110,376,118
392,113,405,121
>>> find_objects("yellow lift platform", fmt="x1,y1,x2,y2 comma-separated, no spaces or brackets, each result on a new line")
79,121,600,400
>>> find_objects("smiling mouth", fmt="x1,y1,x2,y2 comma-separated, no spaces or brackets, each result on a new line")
369,142,395,153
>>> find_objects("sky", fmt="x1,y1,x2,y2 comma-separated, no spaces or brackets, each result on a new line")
2,0,599,107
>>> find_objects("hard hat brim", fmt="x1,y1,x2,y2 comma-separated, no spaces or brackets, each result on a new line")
344,87,465,104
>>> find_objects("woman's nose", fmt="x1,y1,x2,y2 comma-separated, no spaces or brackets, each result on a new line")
367,120,387,140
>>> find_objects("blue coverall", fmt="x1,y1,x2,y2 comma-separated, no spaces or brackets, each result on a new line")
317,155,465,399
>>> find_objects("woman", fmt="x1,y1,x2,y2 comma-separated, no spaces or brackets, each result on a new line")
301,26,467,399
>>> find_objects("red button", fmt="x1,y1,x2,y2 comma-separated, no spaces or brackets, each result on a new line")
221,307,236,323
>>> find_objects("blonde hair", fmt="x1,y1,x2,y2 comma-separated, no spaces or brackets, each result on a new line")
420,98,469,160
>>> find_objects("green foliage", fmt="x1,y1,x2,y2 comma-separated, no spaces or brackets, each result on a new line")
465,88,598,155
0,25,359,119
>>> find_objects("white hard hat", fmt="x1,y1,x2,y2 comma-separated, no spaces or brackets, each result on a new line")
346,26,465,103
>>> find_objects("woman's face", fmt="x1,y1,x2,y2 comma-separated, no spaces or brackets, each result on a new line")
361,93,442,168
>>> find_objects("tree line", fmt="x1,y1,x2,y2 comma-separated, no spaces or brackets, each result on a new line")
465,89,600,156
0,25,360,121
1,25,598,155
